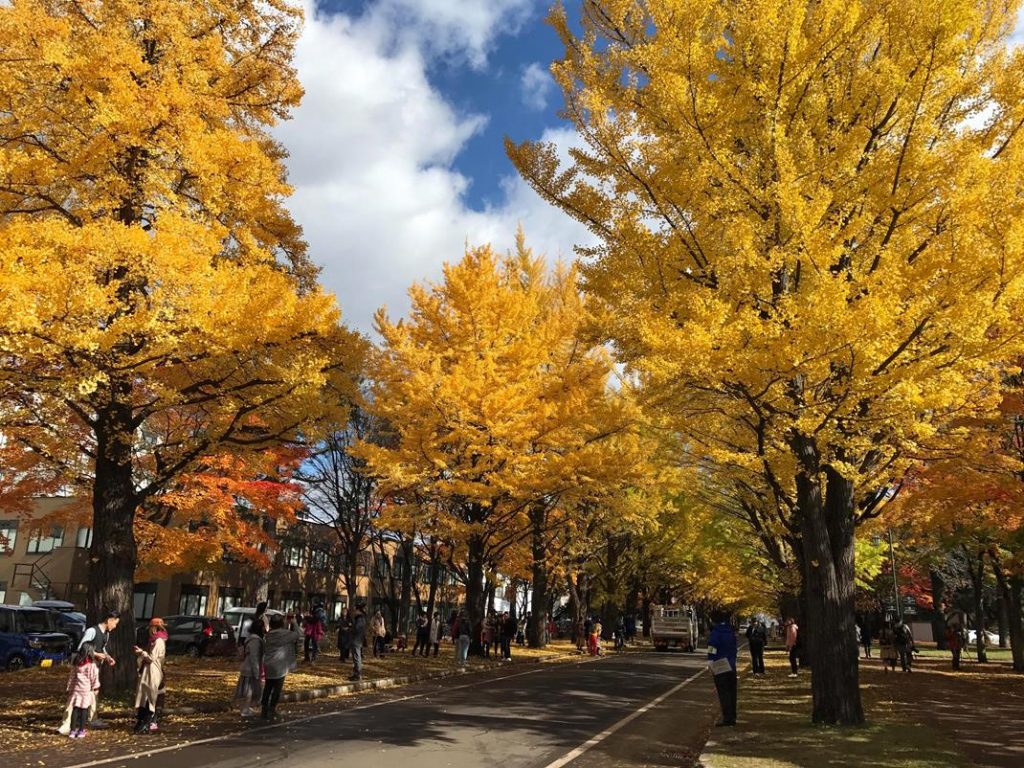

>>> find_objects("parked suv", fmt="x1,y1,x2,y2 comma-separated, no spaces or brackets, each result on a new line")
32,601,87,646
0,605,74,671
137,615,236,657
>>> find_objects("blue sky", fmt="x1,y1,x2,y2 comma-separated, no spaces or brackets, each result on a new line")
276,1,1024,335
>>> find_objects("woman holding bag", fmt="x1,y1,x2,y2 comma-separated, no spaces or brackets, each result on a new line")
132,618,167,734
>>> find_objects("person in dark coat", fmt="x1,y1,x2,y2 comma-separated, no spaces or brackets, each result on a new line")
338,609,353,662
708,611,738,727
350,604,367,681
745,620,767,675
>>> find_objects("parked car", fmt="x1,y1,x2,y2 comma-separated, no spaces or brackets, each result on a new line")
966,629,1000,645
222,606,285,642
136,615,236,657
0,605,74,671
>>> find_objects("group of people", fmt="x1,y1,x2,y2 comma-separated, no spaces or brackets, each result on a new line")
60,610,168,738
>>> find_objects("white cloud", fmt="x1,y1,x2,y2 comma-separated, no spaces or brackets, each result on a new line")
520,62,555,110
276,1,593,334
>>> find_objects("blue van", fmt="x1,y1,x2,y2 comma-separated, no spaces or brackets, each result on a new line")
0,605,73,671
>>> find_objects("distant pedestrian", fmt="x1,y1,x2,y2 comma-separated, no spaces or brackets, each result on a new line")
502,612,516,660
746,620,767,675
592,619,603,656
240,601,268,646
482,613,494,658
350,604,367,681
371,610,387,657
413,613,429,656
707,612,738,727
894,619,915,672
64,642,99,739
878,621,897,672
945,625,963,671
234,618,264,716
429,611,442,656
261,614,300,720
132,617,167,733
860,620,872,659
455,611,471,668
338,609,353,662
784,618,799,677
303,609,324,663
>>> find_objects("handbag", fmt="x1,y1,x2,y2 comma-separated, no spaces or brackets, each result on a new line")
711,657,733,675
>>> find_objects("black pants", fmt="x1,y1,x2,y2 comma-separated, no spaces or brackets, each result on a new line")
897,645,912,672
952,648,961,670
71,706,89,732
789,646,799,673
373,636,385,657
261,677,285,717
304,635,319,662
750,644,765,674
134,706,153,733
431,642,439,656
412,634,427,655
713,670,737,724
501,638,511,659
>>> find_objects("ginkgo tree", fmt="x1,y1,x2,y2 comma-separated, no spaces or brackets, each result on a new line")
0,0,363,690
360,235,645,644
509,0,1024,724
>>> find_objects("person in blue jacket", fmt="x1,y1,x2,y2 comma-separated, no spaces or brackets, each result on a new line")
707,611,738,726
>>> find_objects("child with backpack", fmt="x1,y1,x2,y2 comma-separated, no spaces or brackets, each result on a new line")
65,642,100,739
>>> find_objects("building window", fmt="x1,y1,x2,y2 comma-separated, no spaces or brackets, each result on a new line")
27,526,64,554
0,521,16,554
75,526,93,549
280,591,301,614
133,582,158,621
282,544,305,568
309,548,328,571
217,587,244,615
178,584,209,616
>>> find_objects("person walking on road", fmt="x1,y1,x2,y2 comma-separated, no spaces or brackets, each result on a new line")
350,604,367,680
234,617,264,716
746,619,767,675
64,642,99,739
708,612,738,727
132,617,167,734
261,614,300,720
784,618,799,677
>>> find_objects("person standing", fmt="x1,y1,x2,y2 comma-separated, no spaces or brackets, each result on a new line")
350,603,367,681
412,613,429,656
261,614,300,721
371,610,386,657
894,619,915,672
784,618,800,677
234,618,264,716
303,609,324,663
429,611,442,657
481,613,494,658
455,610,471,668
859,619,872,659
64,642,99,739
132,617,167,734
707,612,738,727
502,612,516,660
945,625,963,671
746,620,767,676
59,610,120,735
878,620,897,672
338,608,353,662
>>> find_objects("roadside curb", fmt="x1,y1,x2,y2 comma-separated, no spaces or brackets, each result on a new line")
155,649,585,716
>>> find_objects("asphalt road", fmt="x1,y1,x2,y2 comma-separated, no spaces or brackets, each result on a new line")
68,653,716,768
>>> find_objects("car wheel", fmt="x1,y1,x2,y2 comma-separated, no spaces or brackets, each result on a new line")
6,655,27,672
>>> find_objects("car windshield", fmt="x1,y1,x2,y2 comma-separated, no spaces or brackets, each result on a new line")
20,611,53,633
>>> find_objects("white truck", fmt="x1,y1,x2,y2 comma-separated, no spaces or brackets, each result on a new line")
651,604,698,652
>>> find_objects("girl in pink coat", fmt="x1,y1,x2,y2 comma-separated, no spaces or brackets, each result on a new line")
66,642,100,739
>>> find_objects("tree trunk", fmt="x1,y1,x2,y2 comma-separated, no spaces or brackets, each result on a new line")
641,594,652,638
1008,576,1024,673
397,538,414,639
465,533,486,654
793,436,863,726
425,549,440,625
89,396,139,695
528,506,548,648
930,569,947,650
996,570,1010,649
966,548,988,663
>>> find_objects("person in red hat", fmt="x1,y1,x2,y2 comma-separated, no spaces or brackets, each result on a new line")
132,617,167,733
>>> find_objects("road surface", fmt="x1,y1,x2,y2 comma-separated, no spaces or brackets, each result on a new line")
66,653,716,768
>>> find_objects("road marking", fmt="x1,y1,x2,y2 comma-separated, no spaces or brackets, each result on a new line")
539,664,708,768
57,657,604,768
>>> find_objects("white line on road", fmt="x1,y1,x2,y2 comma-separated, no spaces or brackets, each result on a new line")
57,658,601,768
539,665,708,768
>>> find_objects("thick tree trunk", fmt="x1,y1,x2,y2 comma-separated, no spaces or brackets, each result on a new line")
930,569,947,650
89,397,139,695
528,506,548,648
1008,576,1024,673
793,436,863,725
465,533,486,654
